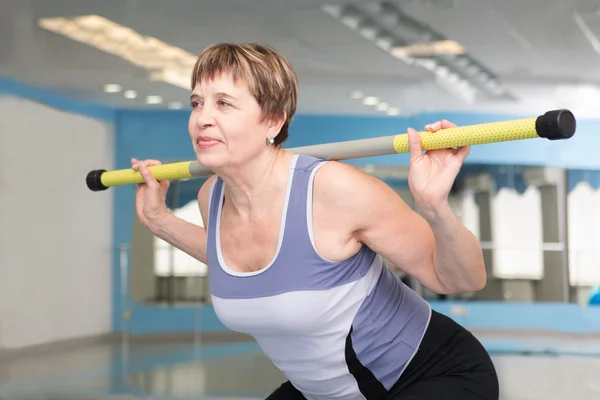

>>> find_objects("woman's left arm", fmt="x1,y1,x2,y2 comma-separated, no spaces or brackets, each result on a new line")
413,199,487,294
315,120,486,294
403,118,486,293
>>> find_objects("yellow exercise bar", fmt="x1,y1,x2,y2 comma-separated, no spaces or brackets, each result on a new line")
86,109,576,191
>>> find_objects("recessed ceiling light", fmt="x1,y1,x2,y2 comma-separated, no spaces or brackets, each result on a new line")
377,102,389,111
168,101,183,109
363,96,379,105
321,4,342,18
146,95,163,104
387,107,400,116
123,90,137,99
103,83,121,93
350,90,364,99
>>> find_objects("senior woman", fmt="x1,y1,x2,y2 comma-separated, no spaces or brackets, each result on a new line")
132,42,499,400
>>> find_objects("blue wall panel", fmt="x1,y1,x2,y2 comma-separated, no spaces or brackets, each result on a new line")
123,301,600,335
430,301,600,333
0,77,115,122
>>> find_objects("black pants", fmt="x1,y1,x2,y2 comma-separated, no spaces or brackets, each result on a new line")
266,310,499,400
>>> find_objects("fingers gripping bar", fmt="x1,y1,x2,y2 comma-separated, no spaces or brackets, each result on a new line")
86,109,576,191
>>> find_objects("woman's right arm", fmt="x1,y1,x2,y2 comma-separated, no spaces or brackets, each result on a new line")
148,211,208,264
134,159,214,265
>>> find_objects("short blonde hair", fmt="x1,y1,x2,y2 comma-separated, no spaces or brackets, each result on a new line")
191,42,298,146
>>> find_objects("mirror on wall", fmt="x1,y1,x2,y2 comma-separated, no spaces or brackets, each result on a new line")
124,163,600,308
127,178,210,306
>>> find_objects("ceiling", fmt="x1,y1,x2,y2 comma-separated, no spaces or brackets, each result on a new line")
2,0,600,118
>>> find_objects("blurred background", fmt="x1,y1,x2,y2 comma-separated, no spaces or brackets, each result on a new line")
1,0,600,399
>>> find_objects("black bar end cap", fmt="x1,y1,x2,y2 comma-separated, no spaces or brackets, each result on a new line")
536,109,576,140
86,169,108,191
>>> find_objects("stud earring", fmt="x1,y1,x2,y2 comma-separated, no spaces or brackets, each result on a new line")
266,136,275,145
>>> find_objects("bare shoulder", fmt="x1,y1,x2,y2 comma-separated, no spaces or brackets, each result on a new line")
312,161,406,228
197,174,218,227
309,161,422,261
312,161,440,287
313,161,378,195
312,160,431,250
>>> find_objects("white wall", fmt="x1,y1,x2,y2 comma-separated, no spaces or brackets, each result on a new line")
0,95,113,349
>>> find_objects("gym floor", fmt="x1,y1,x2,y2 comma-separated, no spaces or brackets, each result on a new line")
0,331,599,400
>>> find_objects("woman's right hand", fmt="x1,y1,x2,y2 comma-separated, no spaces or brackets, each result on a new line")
131,158,171,229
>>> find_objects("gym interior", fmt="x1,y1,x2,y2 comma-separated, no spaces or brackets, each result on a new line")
1,0,600,399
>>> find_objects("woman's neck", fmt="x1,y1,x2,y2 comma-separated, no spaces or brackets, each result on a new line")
219,148,292,220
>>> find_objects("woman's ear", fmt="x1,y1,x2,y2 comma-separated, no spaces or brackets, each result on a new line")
266,110,287,139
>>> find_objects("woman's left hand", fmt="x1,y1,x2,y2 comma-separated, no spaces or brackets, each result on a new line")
407,120,470,217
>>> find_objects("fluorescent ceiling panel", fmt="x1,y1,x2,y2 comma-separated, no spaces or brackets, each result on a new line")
39,15,194,90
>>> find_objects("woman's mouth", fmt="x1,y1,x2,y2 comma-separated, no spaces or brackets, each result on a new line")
197,137,219,149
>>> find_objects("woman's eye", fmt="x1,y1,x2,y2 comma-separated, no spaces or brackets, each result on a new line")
218,100,230,107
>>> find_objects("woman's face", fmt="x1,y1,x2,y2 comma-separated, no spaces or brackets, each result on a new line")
188,71,280,171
